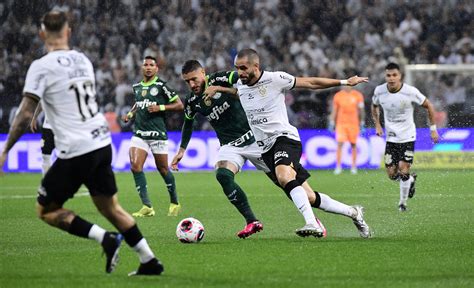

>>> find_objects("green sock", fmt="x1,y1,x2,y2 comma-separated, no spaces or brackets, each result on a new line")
215,168,257,224
162,171,178,204
132,171,152,207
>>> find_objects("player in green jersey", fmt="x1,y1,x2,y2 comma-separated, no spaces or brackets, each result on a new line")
123,56,183,217
171,60,272,239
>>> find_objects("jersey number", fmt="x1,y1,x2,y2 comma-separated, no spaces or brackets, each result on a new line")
69,81,98,121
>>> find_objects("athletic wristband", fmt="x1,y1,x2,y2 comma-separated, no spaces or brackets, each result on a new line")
340,79,348,86
127,112,133,119
430,124,437,131
159,104,166,111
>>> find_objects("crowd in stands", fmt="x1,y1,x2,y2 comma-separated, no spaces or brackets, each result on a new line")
1,0,472,133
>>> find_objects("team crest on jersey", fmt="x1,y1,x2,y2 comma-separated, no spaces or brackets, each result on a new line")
258,85,267,97
141,90,147,97
150,87,159,96
204,98,212,106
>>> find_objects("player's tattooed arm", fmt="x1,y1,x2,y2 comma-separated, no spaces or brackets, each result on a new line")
30,101,43,132
2,94,39,155
203,86,238,101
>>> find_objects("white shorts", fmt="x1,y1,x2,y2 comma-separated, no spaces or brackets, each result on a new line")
130,136,168,154
218,141,270,172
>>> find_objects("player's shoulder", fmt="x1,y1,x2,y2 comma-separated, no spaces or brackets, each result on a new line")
401,83,419,93
374,83,388,94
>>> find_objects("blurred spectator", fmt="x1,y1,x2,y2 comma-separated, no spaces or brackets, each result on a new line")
0,0,472,133
104,103,121,133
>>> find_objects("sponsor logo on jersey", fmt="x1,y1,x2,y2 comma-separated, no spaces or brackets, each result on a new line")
68,69,89,79
250,117,268,125
213,76,229,83
137,98,157,109
206,101,230,121
163,86,173,98
274,151,289,159
150,87,159,96
279,74,293,83
258,85,267,97
57,56,71,67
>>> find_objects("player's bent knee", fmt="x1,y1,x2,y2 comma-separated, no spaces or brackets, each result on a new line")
130,164,143,173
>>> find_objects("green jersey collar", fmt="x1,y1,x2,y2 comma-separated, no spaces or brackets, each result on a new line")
141,76,159,86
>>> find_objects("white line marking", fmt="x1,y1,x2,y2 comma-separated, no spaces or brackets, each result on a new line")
0,191,90,200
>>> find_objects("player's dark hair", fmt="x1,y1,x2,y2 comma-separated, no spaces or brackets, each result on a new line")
181,60,203,74
41,10,68,33
385,62,400,71
144,55,157,63
236,48,259,63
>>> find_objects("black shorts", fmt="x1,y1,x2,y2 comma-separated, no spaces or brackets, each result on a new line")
38,145,117,206
41,128,55,155
261,136,310,186
384,141,415,167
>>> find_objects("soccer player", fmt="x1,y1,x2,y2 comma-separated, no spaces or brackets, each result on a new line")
231,48,371,238
0,11,163,276
371,62,439,211
330,86,365,175
122,56,183,217
30,103,55,176
171,60,270,239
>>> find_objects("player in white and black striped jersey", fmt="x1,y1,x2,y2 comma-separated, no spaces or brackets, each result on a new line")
0,10,162,276
371,62,439,212
232,48,372,239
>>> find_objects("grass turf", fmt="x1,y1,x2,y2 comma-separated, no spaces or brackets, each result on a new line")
0,169,473,287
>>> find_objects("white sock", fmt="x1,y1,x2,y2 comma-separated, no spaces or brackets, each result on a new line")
318,193,356,218
88,224,106,244
42,154,51,176
290,186,317,226
133,238,155,264
399,178,411,205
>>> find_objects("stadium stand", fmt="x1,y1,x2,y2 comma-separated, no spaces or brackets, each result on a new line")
0,0,472,133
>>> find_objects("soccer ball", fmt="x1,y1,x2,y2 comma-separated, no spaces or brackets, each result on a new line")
176,217,205,243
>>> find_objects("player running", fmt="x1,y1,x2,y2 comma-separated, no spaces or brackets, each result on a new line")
231,48,372,238
371,62,439,211
123,56,183,217
171,60,270,239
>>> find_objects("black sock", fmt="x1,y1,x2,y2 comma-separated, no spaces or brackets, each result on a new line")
69,216,93,238
122,224,143,247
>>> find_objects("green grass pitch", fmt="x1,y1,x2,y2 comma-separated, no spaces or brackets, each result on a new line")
1,170,473,287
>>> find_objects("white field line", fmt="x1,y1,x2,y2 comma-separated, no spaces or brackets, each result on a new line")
0,191,89,200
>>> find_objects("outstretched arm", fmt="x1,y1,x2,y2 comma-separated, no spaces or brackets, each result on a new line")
421,99,439,143
0,94,40,172
295,75,369,90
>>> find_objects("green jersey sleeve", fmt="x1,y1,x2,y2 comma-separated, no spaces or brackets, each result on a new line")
184,94,196,120
161,82,179,103
209,71,237,88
